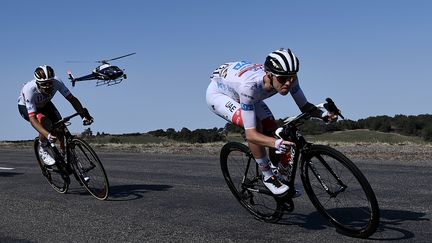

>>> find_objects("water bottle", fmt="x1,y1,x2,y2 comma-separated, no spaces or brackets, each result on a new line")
278,147,294,178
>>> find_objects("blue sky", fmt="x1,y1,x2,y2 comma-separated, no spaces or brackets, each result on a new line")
2,0,431,140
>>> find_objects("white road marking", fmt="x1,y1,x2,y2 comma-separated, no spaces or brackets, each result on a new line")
0,167,15,170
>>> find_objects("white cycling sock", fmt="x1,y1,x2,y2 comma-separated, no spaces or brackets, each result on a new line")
256,157,273,180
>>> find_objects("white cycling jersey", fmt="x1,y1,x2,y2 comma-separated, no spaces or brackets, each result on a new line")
18,78,71,117
206,61,308,129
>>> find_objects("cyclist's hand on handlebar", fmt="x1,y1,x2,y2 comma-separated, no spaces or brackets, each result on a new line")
83,117,94,126
47,133,57,143
79,107,94,126
322,98,343,122
275,139,295,154
322,111,339,123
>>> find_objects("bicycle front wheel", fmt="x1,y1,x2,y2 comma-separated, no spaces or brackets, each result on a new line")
301,145,380,238
220,142,283,222
69,138,109,200
34,138,69,194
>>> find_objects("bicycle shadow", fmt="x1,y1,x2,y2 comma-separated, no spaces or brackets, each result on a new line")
277,208,429,240
0,236,33,243
106,184,173,201
66,183,173,201
0,171,23,177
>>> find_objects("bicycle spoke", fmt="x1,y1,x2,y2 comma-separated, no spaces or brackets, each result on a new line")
302,145,379,238
33,138,69,194
70,138,109,200
221,142,283,222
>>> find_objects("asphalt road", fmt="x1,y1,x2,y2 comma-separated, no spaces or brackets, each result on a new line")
0,148,431,242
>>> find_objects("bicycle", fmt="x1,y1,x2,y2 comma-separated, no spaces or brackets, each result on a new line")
220,98,380,238
34,112,109,200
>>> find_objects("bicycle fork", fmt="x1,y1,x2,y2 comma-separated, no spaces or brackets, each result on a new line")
307,155,347,198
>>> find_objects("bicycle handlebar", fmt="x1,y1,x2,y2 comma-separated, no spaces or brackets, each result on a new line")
53,113,81,128
284,97,344,127
276,98,344,142
323,98,344,120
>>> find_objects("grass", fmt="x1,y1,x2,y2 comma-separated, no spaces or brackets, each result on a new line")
85,133,169,144
306,129,427,144
225,133,245,143
223,129,428,145
1,129,429,148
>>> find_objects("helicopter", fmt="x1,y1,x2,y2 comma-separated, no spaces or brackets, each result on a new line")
67,52,136,87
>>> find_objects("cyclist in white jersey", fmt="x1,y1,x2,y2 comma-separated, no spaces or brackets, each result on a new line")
18,65,94,166
206,48,337,195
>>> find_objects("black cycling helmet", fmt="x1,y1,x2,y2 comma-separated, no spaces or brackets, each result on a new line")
264,48,299,76
34,65,55,82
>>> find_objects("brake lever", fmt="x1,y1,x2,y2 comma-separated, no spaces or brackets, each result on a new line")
324,98,345,120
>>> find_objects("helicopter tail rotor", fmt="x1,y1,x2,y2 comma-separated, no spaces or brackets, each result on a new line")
67,70,76,87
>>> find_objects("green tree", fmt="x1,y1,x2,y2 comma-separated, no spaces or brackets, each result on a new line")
422,125,432,141
81,127,93,137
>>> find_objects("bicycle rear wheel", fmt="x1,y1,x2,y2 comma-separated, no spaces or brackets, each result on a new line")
220,142,283,222
301,145,380,238
69,138,109,200
33,138,69,194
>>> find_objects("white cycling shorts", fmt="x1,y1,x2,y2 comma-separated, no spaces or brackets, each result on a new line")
206,81,274,129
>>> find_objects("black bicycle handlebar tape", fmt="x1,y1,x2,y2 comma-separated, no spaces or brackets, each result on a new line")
324,97,345,119
80,108,91,119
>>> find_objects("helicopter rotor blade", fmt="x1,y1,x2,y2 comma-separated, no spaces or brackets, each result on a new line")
102,52,136,62
66,60,94,63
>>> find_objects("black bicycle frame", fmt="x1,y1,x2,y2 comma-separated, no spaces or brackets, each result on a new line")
293,129,348,198
280,122,348,199
240,98,347,200
48,113,82,178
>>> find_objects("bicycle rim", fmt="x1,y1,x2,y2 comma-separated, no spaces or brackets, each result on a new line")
220,142,283,222
34,138,69,194
301,145,380,238
70,138,109,200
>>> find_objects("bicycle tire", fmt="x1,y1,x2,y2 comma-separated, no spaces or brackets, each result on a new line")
301,144,380,238
33,138,69,194
220,142,283,222
69,138,109,200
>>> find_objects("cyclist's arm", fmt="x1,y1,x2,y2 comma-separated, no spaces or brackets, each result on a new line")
23,89,51,138
55,79,86,116
241,104,293,148
245,128,279,148
291,79,323,118
66,94,88,115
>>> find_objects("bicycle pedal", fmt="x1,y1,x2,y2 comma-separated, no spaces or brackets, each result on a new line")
44,165,55,172
292,189,302,198
282,200,294,212
83,176,90,183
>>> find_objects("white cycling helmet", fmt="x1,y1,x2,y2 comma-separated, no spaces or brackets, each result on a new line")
264,48,299,76
34,65,55,82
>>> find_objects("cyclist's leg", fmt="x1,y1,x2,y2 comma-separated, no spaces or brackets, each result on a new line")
206,85,270,176
206,83,243,127
40,102,65,151
254,102,279,165
18,104,51,142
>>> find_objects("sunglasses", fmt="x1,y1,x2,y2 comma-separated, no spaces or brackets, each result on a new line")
274,74,297,84
37,81,54,88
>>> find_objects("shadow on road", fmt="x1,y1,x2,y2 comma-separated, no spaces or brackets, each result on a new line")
276,208,428,240
369,209,429,241
106,184,173,201
0,171,23,177
0,236,33,243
